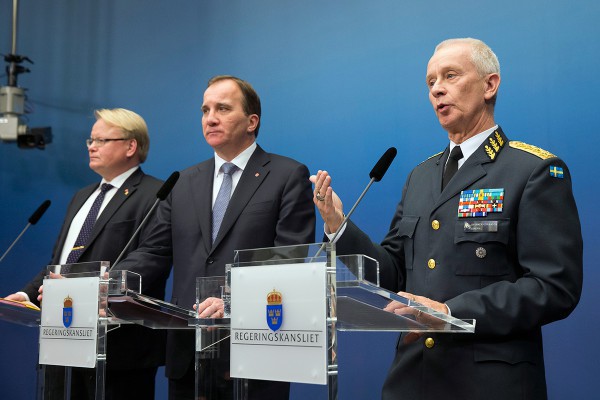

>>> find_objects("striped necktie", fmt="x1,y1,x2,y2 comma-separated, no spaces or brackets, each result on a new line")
66,183,113,263
212,163,238,243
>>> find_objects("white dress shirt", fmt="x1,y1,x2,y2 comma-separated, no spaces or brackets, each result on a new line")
212,142,257,207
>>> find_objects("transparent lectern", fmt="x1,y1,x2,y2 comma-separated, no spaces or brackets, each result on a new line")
0,261,195,400
191,243,475,400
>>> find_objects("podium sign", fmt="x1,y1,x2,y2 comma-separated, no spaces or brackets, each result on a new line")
39,276,101,368
230,261,328,384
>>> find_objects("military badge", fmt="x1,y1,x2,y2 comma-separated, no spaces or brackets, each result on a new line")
266,289,283,332
509,141,556,160
549,166,564,179
483,131,507,161
63,295,73,328
458,189,504,218
464,221,498,232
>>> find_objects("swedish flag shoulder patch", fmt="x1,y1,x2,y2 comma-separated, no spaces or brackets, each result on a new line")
549,166,564,178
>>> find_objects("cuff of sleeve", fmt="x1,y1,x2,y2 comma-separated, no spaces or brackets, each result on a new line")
444,303,451,316
16,291,30,302
324,220,347,243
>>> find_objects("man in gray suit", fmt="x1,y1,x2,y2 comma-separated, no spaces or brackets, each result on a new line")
116,76,316,399
5,108,166,399
312,38,583,399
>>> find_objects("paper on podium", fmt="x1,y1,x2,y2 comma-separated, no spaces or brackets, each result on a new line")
0,297,41,327
108,292,196,329
0,297,40,311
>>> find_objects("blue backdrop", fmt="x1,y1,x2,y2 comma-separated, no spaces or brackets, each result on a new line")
1,1,597,398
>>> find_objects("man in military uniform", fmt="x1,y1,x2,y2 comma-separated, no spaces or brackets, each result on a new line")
311,38,583,400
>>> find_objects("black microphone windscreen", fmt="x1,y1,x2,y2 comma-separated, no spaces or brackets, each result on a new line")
369,147,397,182
156,171,180,200
28,200,51,225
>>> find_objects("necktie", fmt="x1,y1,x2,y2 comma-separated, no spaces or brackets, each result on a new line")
442,146,463,190
66,183,113,263
212,163,238,243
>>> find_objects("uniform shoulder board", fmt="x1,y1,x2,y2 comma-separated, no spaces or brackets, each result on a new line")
509,141,556,159
420,151,443,165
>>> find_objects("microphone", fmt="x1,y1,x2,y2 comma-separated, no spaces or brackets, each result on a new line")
29,200,52,224
110,171,180,269
313,148,397,259
0,200,51,263
369,147,397,182
156,171,180,200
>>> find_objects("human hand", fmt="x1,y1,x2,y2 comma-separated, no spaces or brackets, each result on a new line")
98,271,112,318
194,296,225,318
384,291,449,344
37,272,66,303
4,293,27,302
309,170,345,233
37,284,44,303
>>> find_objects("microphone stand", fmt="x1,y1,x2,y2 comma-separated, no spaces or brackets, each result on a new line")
310,147,396,262
0,199,51,263
109,171,179,271
109,198,160,270
0,223,33,263
312,177,376,260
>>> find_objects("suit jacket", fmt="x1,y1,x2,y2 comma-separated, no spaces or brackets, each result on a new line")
116,145,316,379
23,168,166,370
336,127,583,400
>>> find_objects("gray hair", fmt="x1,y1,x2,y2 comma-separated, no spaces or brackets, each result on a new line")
435,38,500,77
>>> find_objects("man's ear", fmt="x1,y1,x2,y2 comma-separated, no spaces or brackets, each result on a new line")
247,114,259,134
484,73,500,101
126,139,138,158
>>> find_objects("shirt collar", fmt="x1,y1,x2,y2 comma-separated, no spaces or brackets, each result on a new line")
449,125,498,163
214,142,257,175
101,165,139,189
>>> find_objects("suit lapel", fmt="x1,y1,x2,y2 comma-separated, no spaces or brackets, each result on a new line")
190,159,215,254
429,151,447,204
211,146,269,250
53,184,97,264
433,127,508,212
85,168,144,251
66,185,97,229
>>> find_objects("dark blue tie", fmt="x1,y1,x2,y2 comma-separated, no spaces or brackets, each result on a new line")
66,183,113,263
212,163,238,243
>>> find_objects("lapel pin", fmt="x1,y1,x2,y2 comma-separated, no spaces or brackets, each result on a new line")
124,188,129,196
255,172,260,177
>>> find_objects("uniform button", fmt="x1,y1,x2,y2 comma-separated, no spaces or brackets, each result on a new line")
425,337,435,348
431,220,440,230
207,258,214,264
427,259,436,269
475,247,487,258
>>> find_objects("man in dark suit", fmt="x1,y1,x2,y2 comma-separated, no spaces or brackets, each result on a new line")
116,75,316,400
311,38,583,399
5,108,166,399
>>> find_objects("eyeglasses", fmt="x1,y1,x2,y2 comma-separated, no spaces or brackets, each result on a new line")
86,138,129,147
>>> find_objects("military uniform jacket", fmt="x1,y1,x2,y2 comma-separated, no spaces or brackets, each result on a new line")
336,127,583,400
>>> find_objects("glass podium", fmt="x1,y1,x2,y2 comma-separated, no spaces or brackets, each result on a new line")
0,261,194,400
1,244,475,400
190,243,475,400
